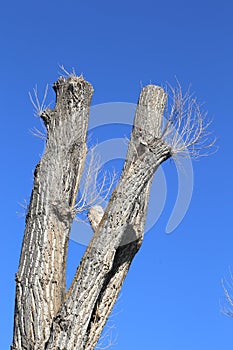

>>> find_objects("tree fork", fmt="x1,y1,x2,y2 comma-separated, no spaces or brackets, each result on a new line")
44,85,171,350
12,75,173,350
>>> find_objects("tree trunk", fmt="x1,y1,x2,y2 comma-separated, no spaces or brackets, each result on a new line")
12,76,93,350
83,85,167,349
12,76,171,350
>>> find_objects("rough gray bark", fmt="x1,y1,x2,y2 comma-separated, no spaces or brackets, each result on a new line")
44,86,171,350
83,86,167,349
12,76,172,350
12,76,93,350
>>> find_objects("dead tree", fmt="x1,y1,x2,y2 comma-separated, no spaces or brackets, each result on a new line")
12,74,214,350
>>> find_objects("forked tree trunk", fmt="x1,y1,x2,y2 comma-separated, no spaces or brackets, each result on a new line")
12,75,171,350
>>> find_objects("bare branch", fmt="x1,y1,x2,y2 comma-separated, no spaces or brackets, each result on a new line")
30,126,47,140
16,199,29,218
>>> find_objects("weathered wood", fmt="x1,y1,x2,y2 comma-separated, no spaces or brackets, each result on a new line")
12,76,93,350
12,72,214,350
44,86,171,350
83,85,167,349
12,76,172,350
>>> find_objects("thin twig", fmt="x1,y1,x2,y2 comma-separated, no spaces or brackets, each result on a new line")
58,64,77,78
162,82,216,159
29,84,49,117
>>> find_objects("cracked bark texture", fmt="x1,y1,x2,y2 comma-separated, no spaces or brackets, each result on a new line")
12,76,171,350
12,76,93,350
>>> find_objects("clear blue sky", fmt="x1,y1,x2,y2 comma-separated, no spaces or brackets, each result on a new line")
1,0,233,348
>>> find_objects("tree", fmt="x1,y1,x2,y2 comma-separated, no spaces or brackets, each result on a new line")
11,72,214,350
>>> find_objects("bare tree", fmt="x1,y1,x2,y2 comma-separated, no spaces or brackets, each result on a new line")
11,73,214,350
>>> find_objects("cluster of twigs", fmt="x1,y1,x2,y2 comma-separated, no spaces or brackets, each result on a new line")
162,82,216,159
73,146,117,222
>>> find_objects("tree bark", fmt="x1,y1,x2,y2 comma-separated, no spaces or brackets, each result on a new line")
44,86,171,350
12,76,171,350
12,76,93,350
83,85,167,349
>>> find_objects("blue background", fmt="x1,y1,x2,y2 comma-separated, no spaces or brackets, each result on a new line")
1,0,233,348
